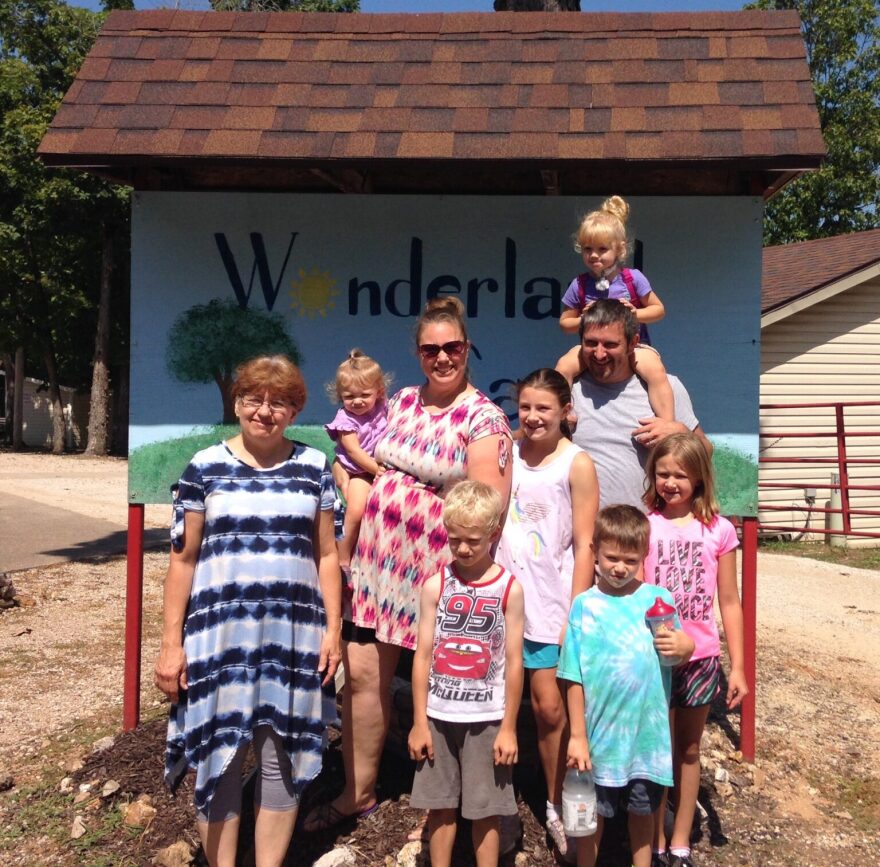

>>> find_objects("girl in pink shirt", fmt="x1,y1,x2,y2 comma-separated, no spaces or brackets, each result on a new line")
642,434,748,867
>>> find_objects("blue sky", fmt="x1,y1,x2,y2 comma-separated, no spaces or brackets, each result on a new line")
71,1,747,14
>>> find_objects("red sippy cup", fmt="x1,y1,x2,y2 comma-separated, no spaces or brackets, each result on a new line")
646,596,680,667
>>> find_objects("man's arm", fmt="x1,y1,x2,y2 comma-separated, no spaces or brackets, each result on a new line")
631,374,712,455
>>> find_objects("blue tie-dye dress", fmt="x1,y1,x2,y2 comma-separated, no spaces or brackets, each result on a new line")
557,583,678,788
164,440,336,815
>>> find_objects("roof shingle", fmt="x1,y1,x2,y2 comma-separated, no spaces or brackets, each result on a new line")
762,229,880,313
39,9,825,191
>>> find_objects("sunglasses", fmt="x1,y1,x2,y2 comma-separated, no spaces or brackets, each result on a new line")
418,341,468,359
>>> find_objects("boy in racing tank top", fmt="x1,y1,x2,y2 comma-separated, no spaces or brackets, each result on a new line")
409,480,525,867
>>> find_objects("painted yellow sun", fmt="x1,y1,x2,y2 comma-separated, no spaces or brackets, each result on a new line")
289,267,338,317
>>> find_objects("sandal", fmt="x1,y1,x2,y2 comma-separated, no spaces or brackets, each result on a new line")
301,799,378,833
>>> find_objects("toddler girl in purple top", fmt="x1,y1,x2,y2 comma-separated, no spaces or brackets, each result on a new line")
325,349,391,577
556,195,674,423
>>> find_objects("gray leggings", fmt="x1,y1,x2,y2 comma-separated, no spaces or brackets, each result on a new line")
197,726,299,823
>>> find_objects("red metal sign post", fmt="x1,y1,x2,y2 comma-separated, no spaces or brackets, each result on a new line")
123,503,145,731
739,516,758,762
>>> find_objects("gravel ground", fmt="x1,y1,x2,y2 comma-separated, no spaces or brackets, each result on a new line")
0,453,878,865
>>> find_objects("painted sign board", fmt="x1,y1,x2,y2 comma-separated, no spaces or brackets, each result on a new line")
130,193,760,515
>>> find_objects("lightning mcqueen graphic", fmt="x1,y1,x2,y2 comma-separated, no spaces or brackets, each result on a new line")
433,637,492,680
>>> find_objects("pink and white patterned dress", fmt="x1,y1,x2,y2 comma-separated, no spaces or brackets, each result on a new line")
350,385,511,650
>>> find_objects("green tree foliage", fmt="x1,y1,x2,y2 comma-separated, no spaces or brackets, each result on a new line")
167,300,301,424
210,0,359,12
0,0,130,451
749,0,879,244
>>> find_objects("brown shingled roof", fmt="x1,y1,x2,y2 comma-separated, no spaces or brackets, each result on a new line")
762,228,880,313
39,10,825,194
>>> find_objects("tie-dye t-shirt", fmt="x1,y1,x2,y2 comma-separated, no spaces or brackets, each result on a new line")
557,583,678,788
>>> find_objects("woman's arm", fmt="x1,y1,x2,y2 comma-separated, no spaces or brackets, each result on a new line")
634,289,665,324
154,510,204,703
569,452,599,599
466,433,512,507
314,507,342,687
716,549,748,709
337,431,383,477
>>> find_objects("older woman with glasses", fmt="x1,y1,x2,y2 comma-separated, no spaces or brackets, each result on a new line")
304,297,512,832
154,354,341,867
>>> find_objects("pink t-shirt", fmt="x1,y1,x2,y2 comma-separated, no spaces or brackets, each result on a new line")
643,512,739,661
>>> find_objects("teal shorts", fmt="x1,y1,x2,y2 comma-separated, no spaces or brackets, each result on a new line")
523,639,560,670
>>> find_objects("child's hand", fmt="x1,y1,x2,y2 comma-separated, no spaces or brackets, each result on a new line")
374,464,386,477
726,667,749,710
654,627,692,663
493,727,518,766
619,297,637,314
566,734,592,772
408,722,434,763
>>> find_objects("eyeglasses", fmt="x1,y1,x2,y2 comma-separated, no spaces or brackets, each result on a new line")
238,395,292,413
418,340,467,359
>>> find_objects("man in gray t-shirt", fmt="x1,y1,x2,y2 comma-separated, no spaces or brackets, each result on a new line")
558,300,712,510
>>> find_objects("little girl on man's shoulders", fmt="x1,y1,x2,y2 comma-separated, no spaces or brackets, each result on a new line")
557,195,673,423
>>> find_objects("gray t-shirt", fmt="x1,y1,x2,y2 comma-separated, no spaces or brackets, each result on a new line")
571,373,699,510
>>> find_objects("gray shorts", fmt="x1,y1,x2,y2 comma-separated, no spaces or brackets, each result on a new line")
409,718,517,821
596,779,664,819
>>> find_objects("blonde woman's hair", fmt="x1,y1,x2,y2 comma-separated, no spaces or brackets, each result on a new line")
592,504,650,557
574,195,631,262
416,296,470,346
325,348,392,403
643,433,719,524
443,480,504,535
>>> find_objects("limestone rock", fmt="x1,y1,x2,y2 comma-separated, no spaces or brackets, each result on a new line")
152,840,195,867
92,735,115,753
313,848,357,867
70,815,87,839
59,776,73,794
101,779,120,798
714,766,729,784
124,798,157,828
396,840,426,867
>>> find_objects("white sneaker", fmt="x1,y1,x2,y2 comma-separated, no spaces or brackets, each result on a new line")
545,817,577,863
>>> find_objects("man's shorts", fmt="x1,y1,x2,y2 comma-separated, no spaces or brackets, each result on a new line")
671,655,721,708
409,718,517,821
596,779,664,819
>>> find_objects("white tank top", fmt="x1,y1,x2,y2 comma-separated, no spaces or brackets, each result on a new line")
496,440,582,644
427,564,515,723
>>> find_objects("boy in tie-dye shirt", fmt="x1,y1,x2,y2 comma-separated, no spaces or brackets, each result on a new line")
558,505,694,867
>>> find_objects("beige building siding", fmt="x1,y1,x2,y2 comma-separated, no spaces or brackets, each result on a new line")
19,378,89,450
759,277,880,545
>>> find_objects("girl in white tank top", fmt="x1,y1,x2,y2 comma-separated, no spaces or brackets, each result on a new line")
496,368,599,861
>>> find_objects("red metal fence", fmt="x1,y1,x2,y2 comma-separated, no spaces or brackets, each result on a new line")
759,400,880,540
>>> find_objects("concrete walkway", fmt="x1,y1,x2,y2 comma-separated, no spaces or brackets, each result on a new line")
0,452,169,573
0,490,167,572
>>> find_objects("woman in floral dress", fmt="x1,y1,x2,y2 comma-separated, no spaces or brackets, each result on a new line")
304,297,512,831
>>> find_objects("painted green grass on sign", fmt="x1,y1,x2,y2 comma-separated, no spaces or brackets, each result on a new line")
128,425,334,504
713,443,758,517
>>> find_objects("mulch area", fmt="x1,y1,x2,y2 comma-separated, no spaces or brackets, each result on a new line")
72,717,647,866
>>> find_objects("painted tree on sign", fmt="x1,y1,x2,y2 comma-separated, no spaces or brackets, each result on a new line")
749,0,879,243
167,300,301,424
